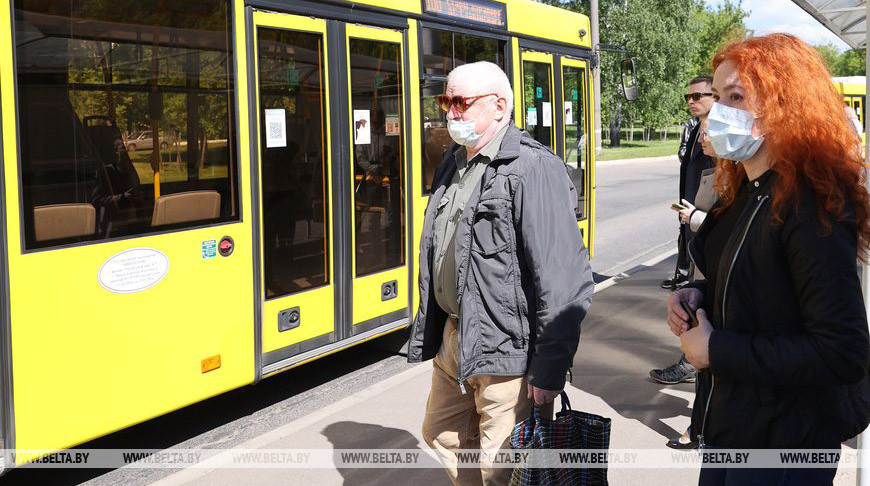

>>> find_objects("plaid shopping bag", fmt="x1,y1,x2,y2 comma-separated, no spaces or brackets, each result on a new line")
509,392,611,486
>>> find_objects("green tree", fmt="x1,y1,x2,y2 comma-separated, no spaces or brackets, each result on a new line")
836,48,866,76
814,42,842,74
538,0,748,146
599,0,703,146
692,0,747,76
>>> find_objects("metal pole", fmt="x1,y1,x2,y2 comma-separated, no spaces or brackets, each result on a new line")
861,2,870,484
590,0,602,156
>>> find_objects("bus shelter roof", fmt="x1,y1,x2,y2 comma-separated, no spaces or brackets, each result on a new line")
792,0,866,49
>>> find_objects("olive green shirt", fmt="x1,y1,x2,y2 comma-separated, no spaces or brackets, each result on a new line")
432,124,509,316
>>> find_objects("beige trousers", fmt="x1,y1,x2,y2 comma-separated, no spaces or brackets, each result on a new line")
422,317,548,486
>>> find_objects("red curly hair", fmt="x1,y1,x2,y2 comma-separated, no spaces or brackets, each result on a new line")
711,33,870,259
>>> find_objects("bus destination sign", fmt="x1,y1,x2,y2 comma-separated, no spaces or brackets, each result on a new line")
423,0,507,28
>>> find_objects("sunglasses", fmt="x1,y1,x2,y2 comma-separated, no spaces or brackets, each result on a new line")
684,92,713,102
436,93,498,113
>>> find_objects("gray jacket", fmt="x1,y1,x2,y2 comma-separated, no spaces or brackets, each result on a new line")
407,125,594,391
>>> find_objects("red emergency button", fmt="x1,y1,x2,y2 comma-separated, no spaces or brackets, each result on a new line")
219,236,234,257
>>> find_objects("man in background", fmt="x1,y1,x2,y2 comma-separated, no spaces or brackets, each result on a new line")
653,76,714,387
660,76,714,291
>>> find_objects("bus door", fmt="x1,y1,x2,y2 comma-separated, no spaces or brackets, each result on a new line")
251,12,410,373
345,25,410,336
560,57,594,253
853,97,864,127
520,51,556,150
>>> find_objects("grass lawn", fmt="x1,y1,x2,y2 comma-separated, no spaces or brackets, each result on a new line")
598,139,680,161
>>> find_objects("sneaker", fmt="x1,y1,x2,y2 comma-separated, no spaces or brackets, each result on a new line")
660,274,689,290
649,360,696,384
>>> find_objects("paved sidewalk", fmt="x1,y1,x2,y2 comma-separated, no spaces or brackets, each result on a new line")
149,255,857,486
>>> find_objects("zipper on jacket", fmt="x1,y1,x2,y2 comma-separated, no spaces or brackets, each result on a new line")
455,201,481,393
699,194,769,447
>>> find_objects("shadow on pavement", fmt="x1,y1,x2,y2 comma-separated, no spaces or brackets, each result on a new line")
322,422,450,486
573,256,695,442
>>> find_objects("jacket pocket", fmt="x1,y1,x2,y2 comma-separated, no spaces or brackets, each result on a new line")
471,198,511,256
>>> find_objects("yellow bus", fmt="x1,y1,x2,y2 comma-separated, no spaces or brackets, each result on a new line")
834,76,866,138
0,0,612,465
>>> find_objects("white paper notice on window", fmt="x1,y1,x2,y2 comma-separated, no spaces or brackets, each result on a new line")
565,102,574,125
354,110,371,145
265,109,286,148
542,102,552,127
526,107,538,127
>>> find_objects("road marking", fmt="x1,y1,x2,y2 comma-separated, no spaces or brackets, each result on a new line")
595,248,678,294
599,239,677,277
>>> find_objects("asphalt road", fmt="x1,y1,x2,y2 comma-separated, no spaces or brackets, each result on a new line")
591,155,681,278
0,155,682,486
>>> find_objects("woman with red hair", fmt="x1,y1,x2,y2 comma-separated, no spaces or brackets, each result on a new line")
666,33,870,485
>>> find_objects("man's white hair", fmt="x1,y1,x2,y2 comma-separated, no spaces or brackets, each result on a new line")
447,61,514,113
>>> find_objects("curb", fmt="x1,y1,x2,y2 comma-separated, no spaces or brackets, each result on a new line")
594,248,678,294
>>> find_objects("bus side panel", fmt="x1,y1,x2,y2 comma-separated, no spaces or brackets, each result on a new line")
408,20,423,318
508,0,590,49
0,0,256,453
587,63,596,258
512,37,522,125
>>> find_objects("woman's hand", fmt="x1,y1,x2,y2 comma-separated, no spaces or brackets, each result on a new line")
681,308,713,369
667,287,703,336
677,199,695,224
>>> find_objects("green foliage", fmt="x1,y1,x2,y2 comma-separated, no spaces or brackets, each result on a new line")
599,0,705,141
538,0,749,146
691,0,747,76
806,45,866,77
814,42,842,74
836,49,866,76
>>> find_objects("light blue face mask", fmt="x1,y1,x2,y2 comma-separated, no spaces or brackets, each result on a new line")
706,102,764,161
447,118,484,147
446,97,496,147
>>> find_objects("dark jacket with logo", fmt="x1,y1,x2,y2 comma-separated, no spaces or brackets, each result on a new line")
688,171,870,448
407,124,594,391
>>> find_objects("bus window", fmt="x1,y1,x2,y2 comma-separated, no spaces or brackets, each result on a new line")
257,28,330,299
523,61,553,149
14,0,238,249
420,29,506,193
563,66,587,220
350,38,406,277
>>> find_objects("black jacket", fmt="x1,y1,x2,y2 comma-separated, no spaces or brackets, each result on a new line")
680,122,715,206
688,170,870,448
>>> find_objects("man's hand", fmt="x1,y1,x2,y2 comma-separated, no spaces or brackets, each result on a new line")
527,384,561,405
681,308,713,369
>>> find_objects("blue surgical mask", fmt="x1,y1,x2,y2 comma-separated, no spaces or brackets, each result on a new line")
706,102,764,161
447,118,484,147
446,98,496,147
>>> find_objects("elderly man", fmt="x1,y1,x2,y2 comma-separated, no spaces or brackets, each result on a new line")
407,61,594,485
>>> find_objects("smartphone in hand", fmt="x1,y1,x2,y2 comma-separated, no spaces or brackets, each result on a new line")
671,202,687,211
680,300,699,328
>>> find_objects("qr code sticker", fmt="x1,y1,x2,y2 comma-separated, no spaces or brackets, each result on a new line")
269,122,282,140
